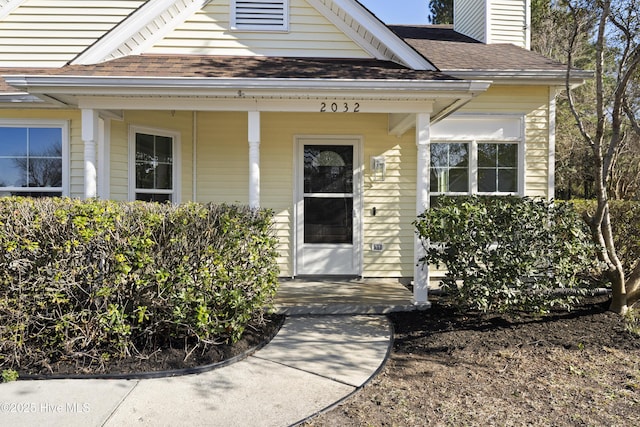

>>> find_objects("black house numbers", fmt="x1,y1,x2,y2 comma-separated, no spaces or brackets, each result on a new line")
320,102,361,113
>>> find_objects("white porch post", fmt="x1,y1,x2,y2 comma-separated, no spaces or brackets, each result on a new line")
414,112,430,304
81,109,99,199
248,111,261,209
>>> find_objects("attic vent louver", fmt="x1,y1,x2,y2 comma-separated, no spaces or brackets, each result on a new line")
232,0,289,31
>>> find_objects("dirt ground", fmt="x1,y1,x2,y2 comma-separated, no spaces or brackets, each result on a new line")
17,314,284,378
307,295,640,427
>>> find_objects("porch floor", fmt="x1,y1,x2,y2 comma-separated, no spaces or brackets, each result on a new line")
273,278,431,315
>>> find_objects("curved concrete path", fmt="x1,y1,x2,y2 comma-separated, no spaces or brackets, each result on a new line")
0,315,392,427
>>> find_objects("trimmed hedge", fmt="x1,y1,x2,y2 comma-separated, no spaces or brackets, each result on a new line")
0,198,279,372
415,196,598,313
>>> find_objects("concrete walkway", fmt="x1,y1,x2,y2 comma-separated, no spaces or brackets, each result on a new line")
0,315,392,427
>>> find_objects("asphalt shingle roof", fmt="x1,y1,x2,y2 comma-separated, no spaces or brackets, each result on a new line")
1,25,571,95
0,56,457,93
24,56,456,80
389,25,568,72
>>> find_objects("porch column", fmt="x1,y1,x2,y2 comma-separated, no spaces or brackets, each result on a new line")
81,109,99,199
414,112,430,305
248,111,260,209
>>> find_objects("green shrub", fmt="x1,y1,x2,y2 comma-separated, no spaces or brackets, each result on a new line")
1,369,18,382
0,197,279,373
415,196,598,313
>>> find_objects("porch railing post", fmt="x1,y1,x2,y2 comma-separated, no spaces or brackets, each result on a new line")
81,108,99,199
248,111,261,209
414,112,430,305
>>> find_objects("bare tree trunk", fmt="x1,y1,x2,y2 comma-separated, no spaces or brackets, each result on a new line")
628,263,640,307
565,0,640,314
591,155,628,314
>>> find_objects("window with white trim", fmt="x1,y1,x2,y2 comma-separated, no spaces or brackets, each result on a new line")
430,142,469,194
0,120,68,197
477,142,518,193
130,127,179,203
231,0,289,31
429,115,524,205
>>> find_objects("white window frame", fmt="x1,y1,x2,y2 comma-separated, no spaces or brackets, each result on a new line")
128,126,180,203
430,114,526,198
0,119,69,197
230,0,290,32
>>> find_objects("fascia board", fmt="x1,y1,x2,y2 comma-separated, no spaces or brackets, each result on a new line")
326,0,436,71
71,0,188,65
0,0,25,21
0,93,43,103
4,76,491,95
444,70,594,86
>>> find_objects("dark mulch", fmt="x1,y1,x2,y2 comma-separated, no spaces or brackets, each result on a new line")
307,295,640,426
17,314,284,379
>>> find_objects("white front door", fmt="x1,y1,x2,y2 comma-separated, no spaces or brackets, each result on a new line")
295,137,362,276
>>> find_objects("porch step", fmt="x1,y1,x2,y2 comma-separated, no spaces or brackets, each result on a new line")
273,278,431,316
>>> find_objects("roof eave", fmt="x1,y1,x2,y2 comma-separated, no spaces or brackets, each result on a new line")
3,75,492,97
0,92,47,104
442,70,594,87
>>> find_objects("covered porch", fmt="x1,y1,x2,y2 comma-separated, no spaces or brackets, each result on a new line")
274,278,430,315
4,56,491,307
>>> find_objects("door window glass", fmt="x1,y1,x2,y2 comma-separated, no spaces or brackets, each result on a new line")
304,145,353,193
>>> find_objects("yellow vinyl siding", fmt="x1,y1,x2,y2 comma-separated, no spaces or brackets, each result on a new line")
148,0,370,58
261,113,295,276
490,0,528,47
195,112,249,204
454,0,486,43
258,112,417,278
460,85,551,198
109,119,129,201
0,0,144,67
363,132,417,278
454,0,528,48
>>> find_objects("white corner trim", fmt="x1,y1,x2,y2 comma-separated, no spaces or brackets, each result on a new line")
548,87,559,200
72,0,211,65
484,0,491,44
525,0,532,50
0,0,25,21
309,0,435,70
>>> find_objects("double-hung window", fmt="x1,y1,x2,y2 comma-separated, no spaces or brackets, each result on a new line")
0,120,68,197
130,127,179,203
430,115,524,204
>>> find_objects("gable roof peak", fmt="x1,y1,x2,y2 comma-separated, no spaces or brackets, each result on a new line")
72,0,213,65
70,0,434,71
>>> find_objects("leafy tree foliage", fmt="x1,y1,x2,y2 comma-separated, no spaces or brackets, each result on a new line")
531,1,640,201
562,0,640,313
428,0,453,24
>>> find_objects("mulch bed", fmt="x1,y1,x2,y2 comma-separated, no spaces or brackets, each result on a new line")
307,295,640,426
17,314,284,379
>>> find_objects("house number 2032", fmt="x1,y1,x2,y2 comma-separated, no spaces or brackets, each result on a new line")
320,102,360,113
